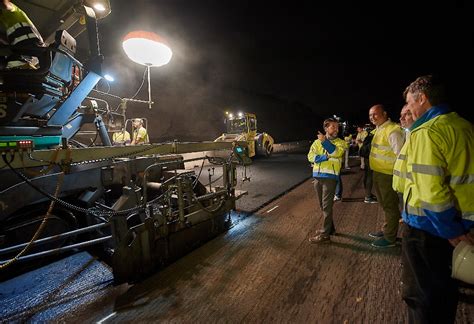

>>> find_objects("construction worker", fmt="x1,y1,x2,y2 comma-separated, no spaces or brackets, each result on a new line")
359,127,377,204
368,104,405,248
355,126,368,169
343,131,352,169
130,118,149,145
399,104,414,137
307,118,346,243
398,75,474,324
392,105,415,206
393,104,415,191
112,128,131,146
0,0,44,69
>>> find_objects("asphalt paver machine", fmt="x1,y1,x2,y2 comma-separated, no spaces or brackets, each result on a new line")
0,2,250,283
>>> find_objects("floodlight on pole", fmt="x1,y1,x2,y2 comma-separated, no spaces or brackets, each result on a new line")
122,31,172,109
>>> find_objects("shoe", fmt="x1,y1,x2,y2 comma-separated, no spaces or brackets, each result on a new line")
333,195,342,202
345,167,351,170
316,229,336,236
371,238,396,248
368,231,384,238
364,196,377,204
309,234,330,244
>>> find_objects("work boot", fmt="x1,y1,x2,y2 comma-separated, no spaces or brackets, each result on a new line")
316,229,336,236
368,231,384,238
309,234,330,244
364,196,377,204
371,238,396,248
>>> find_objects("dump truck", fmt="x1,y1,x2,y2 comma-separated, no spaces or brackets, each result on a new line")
215,112,274,158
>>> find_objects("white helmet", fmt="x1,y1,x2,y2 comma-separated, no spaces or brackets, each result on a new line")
452,241,474,284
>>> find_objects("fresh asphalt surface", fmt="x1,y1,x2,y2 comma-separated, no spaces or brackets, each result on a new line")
0,153,311,321
194,152,312,213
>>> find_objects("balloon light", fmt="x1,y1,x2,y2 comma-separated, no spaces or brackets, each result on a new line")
122,31,173,109
122,31,172,67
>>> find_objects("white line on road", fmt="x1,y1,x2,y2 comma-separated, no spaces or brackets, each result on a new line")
96,312,116,324
266,205,279,213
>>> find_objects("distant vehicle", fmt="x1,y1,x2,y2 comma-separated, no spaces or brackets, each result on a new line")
215,112,274,158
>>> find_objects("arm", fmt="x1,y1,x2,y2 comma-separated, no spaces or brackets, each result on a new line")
410,129,465,240
307,140,328,163
322,139,345,158
388,128,405,155
307,140,318,163
132,127,147,144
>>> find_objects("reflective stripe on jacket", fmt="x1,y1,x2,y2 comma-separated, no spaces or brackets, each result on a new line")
392,139,410,193
0,3,43,45
369,120,403,175
308,137,346,179
401,108,474,239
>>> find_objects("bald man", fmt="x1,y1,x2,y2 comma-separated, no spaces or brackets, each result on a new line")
368,104,405,248
400,104,415,133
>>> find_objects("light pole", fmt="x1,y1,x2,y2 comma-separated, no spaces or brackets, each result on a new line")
122,31,173,109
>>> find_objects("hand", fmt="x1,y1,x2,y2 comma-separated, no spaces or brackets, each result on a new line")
448,233,474,247
317,131,326,142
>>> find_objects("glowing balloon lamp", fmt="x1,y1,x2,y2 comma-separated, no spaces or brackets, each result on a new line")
122,31,172,108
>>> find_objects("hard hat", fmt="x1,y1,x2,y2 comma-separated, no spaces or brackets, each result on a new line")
452,240,474,284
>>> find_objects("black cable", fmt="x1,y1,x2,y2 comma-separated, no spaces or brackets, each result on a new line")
2,154,145,218
130,67,148,99
88,131,99,147
193,158,206,188
0,152,14,169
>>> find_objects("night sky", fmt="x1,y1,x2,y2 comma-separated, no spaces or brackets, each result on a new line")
91,0,472,142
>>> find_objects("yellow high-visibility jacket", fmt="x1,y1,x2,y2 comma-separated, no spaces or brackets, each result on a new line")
392,138,410,193
401,107,474,239
356,130,368,148
344,135,352,144
132,127,149,144
112,130,131,145
0,3,43,46
308,137,346,179
369,120,404,175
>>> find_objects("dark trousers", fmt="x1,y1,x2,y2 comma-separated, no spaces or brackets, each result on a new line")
313,178,337,235
402,224,458,324
363,164,374,198
335,175,343,197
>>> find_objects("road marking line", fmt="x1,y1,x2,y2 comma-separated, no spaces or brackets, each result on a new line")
97,312,116,324
266,205,279,213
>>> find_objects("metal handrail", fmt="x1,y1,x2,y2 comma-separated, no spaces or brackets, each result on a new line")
0,222,110,256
